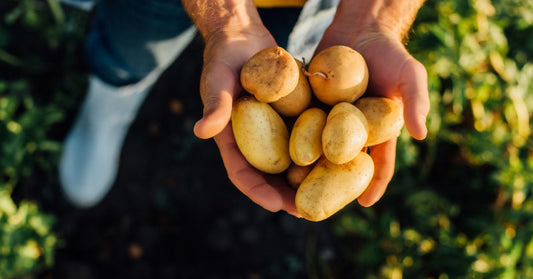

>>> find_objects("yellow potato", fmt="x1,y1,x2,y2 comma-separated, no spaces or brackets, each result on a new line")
308,45,369,106
271,60,312,117
240,46,299,103
289,108,327,166
232,95,291,174
295,152,374,222
355,97,404,146
286,163,314,190
322,102,368,164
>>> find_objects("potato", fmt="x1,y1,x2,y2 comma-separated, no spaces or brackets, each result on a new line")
271,60,312,117
308,45,369,106
295,152,374,222
231,95,291,174
231,46,404,221
322,102,368,164
286,163,314,190
355,97,404,146
240,46,299,103
289,108,327,166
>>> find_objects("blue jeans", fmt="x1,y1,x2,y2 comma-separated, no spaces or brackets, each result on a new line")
85,0,302,86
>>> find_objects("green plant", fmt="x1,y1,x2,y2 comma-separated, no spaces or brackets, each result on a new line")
0,0,88,277
0,84,61,278
330,0,533,278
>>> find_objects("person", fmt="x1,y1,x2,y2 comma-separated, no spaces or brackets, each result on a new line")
59,0,429,217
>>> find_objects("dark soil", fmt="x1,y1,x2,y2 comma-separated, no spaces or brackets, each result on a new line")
33,35,339,279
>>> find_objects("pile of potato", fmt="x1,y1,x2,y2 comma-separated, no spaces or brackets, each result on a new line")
232,45,403,221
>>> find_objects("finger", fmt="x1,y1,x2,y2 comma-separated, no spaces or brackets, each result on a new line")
357,138,397,207
400,58,430,140
214,124,300,217
193,63,239,139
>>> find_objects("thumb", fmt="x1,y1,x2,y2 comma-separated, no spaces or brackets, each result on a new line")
399,58,430,140
193,63,239,139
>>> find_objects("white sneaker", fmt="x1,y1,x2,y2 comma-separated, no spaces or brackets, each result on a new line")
59,70,160,208
60,26,196,208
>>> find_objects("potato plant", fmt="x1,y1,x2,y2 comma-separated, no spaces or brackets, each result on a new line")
323,0,533,278
1,0,532,278
0,1,88,277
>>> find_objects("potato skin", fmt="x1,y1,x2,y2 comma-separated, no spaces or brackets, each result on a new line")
308,45,369,106
322,102,369,165
286,163,314,190
231,96,291,174
355,97,404,146
240,46,299,103
271,60,312,117
295,152,374,222
289,108,327,166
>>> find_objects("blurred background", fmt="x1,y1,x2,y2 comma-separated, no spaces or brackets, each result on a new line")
1,0,532,278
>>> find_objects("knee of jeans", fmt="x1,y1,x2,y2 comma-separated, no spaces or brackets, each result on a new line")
84,25,148,86
84,0,193,86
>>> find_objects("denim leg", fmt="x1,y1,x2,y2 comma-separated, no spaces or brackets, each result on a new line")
85,0,194,86
85,1,313,87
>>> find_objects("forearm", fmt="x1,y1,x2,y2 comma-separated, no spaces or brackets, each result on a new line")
181,0,268,42
330,0,426,44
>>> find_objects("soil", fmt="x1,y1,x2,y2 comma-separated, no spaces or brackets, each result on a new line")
31,35,339,279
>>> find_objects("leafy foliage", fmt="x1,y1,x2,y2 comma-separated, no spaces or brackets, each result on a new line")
0,0,88,277
331,0,533,278
1,0,532,278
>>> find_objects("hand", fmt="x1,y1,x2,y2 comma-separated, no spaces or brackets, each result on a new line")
192,28,300,217
316,21,430,207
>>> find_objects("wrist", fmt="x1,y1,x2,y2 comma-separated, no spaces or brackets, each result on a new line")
328,0,425,46
182,0,268,44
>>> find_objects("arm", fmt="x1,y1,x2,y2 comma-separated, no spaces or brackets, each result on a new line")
323,0,426,44
182,0,300,216
317,0,429,206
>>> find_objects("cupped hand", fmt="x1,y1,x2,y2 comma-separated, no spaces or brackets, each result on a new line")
193,29,300,217
316,30,430,207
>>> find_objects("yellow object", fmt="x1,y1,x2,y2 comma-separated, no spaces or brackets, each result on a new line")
232,96,291,174
296,152,374,222
289,108,327,166
354,97,404,147
322,102,369,165
254,0,306,7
